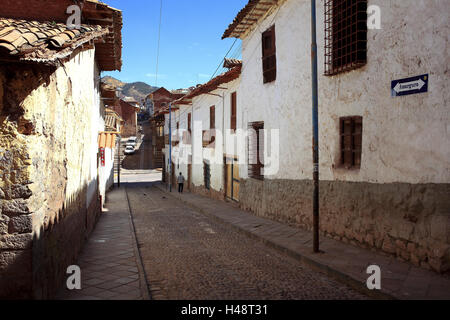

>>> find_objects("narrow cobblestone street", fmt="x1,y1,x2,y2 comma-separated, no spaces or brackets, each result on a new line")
126,182,367,300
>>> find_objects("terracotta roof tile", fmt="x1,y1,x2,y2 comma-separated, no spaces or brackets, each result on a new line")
0,18,108,64
222,0,277,39
181,65,242,102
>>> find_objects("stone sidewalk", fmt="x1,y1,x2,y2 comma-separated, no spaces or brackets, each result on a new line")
56,187,150,300
155,183,450,300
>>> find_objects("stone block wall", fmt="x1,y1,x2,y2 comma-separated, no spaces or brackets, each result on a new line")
239,178,450,273
0,48,102,299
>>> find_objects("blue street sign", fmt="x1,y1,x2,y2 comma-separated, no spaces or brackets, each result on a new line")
392,74,428,97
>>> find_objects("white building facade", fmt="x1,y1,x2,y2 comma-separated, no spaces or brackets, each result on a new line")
163,67,242,200
221,0,450,272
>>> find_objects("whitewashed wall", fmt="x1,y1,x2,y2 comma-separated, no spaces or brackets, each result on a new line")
99,147,114,206
190,78,241,192
239,0,450,184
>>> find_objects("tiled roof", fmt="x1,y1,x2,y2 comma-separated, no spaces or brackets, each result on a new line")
180,64,242,102
0,18,108,65
98,132,118,149
222,0,278,39
223,58,242,69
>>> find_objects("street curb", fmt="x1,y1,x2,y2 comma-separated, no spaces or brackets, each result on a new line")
124,186,152,300
155,183,395,300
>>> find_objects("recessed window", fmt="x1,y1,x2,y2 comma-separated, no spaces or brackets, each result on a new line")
262,26,276,83
209,105,216,146
340,116,363,169
248,122,264,180
324,0,367,76
231,92,237,131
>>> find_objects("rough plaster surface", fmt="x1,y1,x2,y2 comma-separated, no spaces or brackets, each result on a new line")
0,48,103,299
239,0,450,184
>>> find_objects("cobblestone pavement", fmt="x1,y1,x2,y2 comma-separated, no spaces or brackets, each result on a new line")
56,188,149,300
126,184,368,300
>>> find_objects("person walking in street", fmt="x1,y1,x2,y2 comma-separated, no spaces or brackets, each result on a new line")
177,172,185,193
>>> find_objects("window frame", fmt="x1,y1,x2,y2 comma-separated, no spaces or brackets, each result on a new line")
339,116,363,169
248,121,265,180
230,92,237,131
262,25,277,84
324,0,368,76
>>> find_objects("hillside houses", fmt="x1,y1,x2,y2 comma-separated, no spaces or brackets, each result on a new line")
159,0,450,273
0,0,122,298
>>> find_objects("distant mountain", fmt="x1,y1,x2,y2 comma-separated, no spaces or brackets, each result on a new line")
102,76,159,103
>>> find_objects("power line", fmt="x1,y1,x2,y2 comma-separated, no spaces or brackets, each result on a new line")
155,0,163,87
209,38,238,81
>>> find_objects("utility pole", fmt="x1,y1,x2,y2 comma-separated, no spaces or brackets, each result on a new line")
169,102,172,192
311,0,320,253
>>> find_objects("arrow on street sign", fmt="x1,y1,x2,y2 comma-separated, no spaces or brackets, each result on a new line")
392,74,428,97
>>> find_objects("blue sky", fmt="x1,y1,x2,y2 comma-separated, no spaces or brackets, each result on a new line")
102,0,247,90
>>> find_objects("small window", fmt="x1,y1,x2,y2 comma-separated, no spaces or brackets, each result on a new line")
340,116,363,169
210,106,215,129
210,106,216,145
248,122,264,180
324,0,367,75
262,26,276,83
231,92,237,131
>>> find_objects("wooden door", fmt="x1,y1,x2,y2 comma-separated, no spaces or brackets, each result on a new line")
171,162,176,186
225,158,240,201
232,161,240,201
226,162,232,199
188,163,192,190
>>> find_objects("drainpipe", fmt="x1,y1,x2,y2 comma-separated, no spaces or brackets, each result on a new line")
311,0,320,253
169,102,172,192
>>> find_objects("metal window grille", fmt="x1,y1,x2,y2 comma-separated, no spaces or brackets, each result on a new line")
324,0,367,76
248,122,264,180
340,116,363,169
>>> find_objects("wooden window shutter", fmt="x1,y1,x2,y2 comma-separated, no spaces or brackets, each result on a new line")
248,122,264,180
262,25,276,83
231,92,237,131
353,117,363,167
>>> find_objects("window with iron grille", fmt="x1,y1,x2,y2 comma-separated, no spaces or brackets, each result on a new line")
248,122,264,180
204,160,211,190
231,92,237,131
340,116,362,169
210,106,216,145
324,0,367,76
262,26,276,83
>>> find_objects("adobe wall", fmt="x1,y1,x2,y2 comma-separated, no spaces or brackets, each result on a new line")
0,48,102,299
